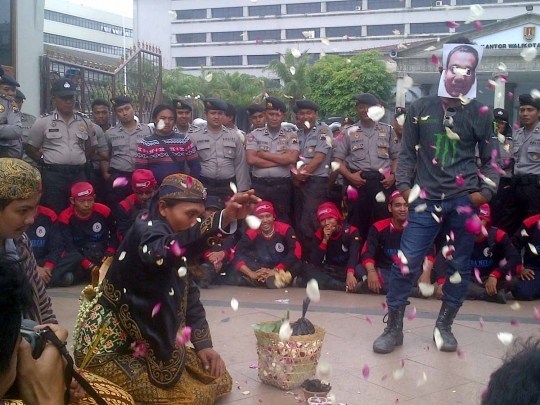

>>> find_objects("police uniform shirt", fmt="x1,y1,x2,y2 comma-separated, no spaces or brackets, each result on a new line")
21,112,38,167
188,125,251,191
298,122,332,177
334,121,400,172
246,126,300,178
0,94,22,150
174,124,197,137
27,110,97,165
513,122,540,176
105,123,153,172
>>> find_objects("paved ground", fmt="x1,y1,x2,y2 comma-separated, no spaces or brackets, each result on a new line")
49,285,540,405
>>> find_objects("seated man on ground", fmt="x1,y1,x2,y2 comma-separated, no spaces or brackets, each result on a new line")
431,204,520,303
358,191,435,295
303,202,363,292
116,169,157,241
231,201,301,288
59,182,119,283
511,212,540,301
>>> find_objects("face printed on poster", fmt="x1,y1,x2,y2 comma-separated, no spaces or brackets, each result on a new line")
438,44,483,99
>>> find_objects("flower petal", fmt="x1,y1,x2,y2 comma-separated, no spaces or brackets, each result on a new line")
229,182,238,194
151,303,162,318
414,203,427,213
316,360,332,379
231,298,239,311
497,332,514,346
245,215,262,230
279,320,292,341
449,271,462,284
466,215,482,234
375,191,386,203
362,364,370,379
347,185,359,201
521,47,538,62
408,184,421,203
178,266,187,277
479,317,484,329
306,279,321,302
418,282,435,297
367,106,385,122
113,177,129,188
434,327,444,350
291,48,301,58
406,307,417,320
118,251,126,261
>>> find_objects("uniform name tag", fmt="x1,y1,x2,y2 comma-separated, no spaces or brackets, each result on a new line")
48,129,60,132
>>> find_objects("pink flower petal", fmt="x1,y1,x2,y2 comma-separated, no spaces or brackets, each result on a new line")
170,241,186,257
381,373,388,381
381,302,388,311
499,75,508,83
466,215,482,234
478,106,489,114
455,174,465,187
407,307,417,320
446,21,460,29
347,185,359,200
456,205,473,215
249,364,259,369
152,303,162,317
490,162,506,175
491,149,498,160
474,268,482,284
420,189,427,199
479,316,484,329
141,212,149,221
513,122,520,131
450,230,455,241
510,319,520,327
505,272,512,282
457,347,467,360
474,20,483,31
186,176,193,188
379,167,391,177
432,158,440,165
113,177,129,188
431,54,440,65
366,316,373,325
508,92,514,100
362,364,370,379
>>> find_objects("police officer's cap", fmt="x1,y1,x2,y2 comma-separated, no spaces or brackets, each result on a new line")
518,94,540,110
110,96,133,108
295,99,318,112
394,107,408,118
246,104,265,116
203,98,228,112
342,116,355,126
265,97,287,113
0,74,20,88
353,93,379,106
172,99,192,111
225,103,237,117
493,108,509,122
51,78,77,97
15,89,26,101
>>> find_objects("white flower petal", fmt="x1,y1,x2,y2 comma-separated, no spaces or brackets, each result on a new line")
204,72,213,82
396,114,406,126
331,161,341,172
445,127,461,140
449,271,462,284
321,37,330,45
497,133,506,144
118,251,126,261
414,203,427,213
510,302,521,311
408,184,421,203
289,66,296,75
304,121,311,129
316,360,333,379
279,320,292,341
367,106,385,122
528,243,538,255
434,328,444,350
521,229,529,238
497,332,514,346
393,367,404,380
375,191,386,203
231,298,239,311
157,119,165,130
245,215,261,230
177,266,187,277
521,47,538,62
385,60,397,73
418,282,435,297
531,89,540,100
306,279,321,302
229,182,238,194
291,48,301,58
397,249,408,265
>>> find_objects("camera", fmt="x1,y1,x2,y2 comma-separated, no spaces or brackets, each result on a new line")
20,319,47,359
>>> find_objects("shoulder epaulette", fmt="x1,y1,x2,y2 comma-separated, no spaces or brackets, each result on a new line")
40,112,53,118
76,111,90,119
0,93,13,101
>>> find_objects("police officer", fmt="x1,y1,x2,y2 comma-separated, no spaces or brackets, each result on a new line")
0,73,22,158
246,104,266,131
188,98,251,200
292,99,332,258
507,95,540,235
15,90,37,167
333,93,400,240
246,97,299,222
103,96,153,208
25,78,97,214
172,98,194,135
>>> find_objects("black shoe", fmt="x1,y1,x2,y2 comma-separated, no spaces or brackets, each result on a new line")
57,272,74,288
292,275,307,288
353,281,370,294
434,302,459,352
481,289,507,304
373,305,406,354
326,278,346,291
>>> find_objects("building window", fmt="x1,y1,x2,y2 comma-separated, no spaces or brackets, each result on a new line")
326,26,362,38
212,55,243,66
411,0,449,6
44,33,125,55
0,0,13,67
410,22,449,34
286,2,321,14
367,24,405,36
175,57,206,67
211,7,243,18
455,19,497,32
455,0,491,4
212,31,243,42
326,0,362,12
248,5,281,16
367,0,405,9
248,30,281,41
175,9,207,20
286,28,321,39
44,9,133,37
247,54,280,65
176,33,206,43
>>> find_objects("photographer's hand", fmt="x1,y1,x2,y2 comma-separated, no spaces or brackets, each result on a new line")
17,324,68,405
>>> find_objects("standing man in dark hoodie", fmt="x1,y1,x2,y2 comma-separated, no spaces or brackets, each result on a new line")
373,38,500,354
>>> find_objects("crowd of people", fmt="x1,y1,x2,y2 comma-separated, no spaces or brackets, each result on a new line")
2,35,540,404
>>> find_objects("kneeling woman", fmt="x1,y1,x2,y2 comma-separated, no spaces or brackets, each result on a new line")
74,174,257,404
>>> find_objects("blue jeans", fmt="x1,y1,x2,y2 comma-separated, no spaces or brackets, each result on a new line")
513,268,540,300
387,194,477,310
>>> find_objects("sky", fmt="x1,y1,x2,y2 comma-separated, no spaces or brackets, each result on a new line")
64,0,133,17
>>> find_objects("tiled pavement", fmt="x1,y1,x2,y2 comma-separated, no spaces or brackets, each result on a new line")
49,285,540,405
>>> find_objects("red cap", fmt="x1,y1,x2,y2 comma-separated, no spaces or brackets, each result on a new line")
132,169,157,192
71,182,94,199
254,201,276,218
389,190,403,204
478,203,491,224
317,202,343,222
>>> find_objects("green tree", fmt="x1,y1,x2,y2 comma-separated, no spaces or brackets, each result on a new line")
307,51,394,118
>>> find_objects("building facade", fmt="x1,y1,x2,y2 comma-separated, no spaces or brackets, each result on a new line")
134,0,536,76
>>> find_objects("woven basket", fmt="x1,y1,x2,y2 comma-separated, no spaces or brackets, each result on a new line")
254,322,326,390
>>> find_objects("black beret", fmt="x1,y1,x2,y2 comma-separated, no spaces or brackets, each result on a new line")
225,103,237,117
295,99,319,112
493,108,509,122
15,89,26,100
292,104,299,114
205,195,224,210
518,94,540,110
110,96,133,108
394,106,408,118
51,78,76,96
353,93,379,106
265,97,287,113
204,98,228,112
172,99,192,111
0,74,20,88
342,116,355,126
246,104,265,115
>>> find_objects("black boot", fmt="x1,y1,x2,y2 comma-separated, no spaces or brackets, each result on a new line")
434,302,459,352
326,278,346,291
373,305,406,354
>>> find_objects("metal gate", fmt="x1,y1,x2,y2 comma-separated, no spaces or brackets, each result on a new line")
40,42,162,124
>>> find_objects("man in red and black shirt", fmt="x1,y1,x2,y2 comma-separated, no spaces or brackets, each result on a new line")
511,212,540,300
58,182,119,282
116,169,157,241
232,201,301,288
433,204,519,303
304,202,363,292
